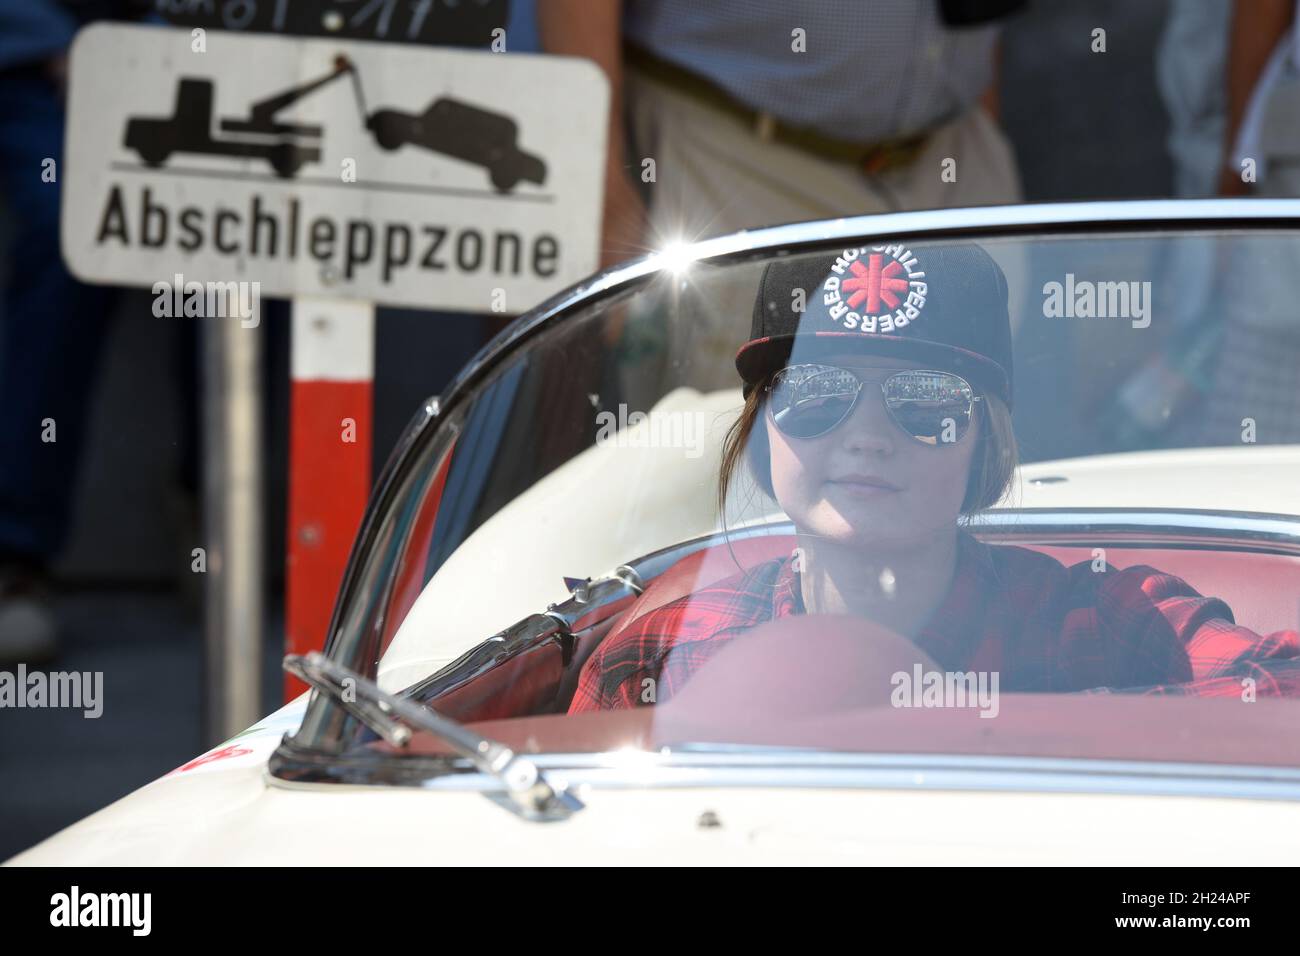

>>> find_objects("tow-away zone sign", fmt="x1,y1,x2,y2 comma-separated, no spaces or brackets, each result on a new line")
61,24,608,312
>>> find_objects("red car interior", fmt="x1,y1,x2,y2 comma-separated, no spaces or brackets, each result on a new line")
388,691,1300,768
423,532,1300,724
611,534,1300,641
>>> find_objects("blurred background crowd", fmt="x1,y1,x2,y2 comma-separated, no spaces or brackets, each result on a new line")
1,0,1297,857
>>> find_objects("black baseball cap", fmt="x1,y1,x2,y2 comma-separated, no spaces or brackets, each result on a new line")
736,242,1014,408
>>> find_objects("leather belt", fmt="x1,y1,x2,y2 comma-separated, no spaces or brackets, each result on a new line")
624,43,929,174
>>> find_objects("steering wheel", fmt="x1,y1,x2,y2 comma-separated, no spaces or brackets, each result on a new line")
658,614,942,721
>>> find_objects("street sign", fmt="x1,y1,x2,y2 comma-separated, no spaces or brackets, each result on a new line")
152,0,508,46
62,23,608,313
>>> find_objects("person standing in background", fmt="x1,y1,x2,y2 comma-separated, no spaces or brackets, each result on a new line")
1159,0,1231,199
1220,0,1298,197
538,0,1026,393
0,1,127,662
1157,0,1300,446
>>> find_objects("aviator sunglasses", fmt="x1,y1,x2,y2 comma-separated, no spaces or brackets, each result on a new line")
765,364,982,445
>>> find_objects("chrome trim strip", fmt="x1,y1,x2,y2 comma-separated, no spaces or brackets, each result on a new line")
965,508,1300,555
403,567,644,705
268,748,1300,803
321,393,438,661
618,510,1300,582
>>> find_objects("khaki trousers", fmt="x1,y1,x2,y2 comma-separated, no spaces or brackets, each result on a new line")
621,64,1024,393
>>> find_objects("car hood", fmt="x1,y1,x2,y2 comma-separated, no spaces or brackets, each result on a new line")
9,692,1300,865
1010,445,1300,513
12,768,1300,865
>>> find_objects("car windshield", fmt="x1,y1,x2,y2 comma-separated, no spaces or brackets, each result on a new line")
342,224,1300,767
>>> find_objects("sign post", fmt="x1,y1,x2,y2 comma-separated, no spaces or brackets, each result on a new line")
286,298,374,700
201,305,265,740
62,23,608,732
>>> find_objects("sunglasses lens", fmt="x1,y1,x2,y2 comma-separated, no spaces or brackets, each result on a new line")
769,366,860,438
883,371,975,444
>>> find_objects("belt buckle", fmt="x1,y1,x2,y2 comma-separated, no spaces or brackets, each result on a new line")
861,135,926,175
863,138,915,175
861,143,893,175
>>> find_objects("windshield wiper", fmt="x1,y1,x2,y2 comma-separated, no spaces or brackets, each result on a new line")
284,651,583,821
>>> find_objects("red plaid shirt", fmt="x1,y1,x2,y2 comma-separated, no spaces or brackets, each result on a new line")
568,534,1300,712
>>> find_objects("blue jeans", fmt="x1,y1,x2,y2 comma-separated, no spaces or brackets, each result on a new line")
0,66,114,562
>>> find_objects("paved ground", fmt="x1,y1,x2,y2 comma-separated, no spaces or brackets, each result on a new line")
0,0,1173,860
0,593,283,861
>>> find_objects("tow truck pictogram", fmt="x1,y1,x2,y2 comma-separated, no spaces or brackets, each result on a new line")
122,55,548,192
124,56,359,178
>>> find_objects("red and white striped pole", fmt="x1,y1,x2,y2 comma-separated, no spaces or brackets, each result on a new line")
285,296,375,700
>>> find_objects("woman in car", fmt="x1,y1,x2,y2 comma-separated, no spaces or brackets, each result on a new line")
568,242,1300,713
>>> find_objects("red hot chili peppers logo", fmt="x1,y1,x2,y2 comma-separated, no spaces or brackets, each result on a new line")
823,244,927,333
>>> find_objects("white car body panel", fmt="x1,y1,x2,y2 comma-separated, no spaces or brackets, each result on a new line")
1012,446,1300,514
12,741,1300,865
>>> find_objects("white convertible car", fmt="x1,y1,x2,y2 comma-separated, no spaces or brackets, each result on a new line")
10,201,1300,865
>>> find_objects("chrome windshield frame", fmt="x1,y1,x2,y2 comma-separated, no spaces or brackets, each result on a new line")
287,198,1300,757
